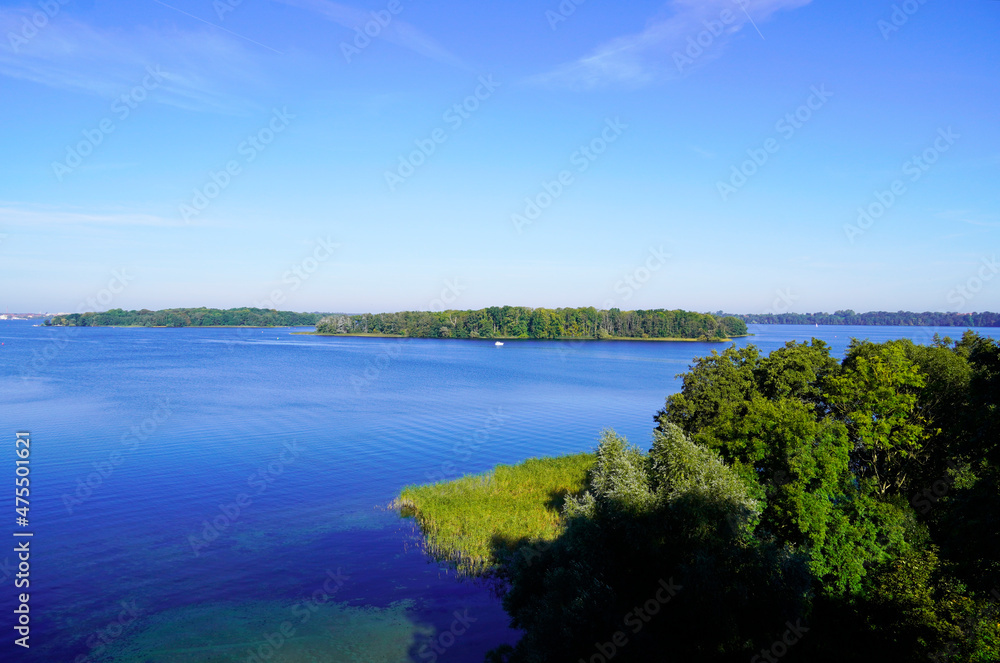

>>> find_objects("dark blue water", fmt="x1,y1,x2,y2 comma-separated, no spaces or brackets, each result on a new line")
0,321,997,662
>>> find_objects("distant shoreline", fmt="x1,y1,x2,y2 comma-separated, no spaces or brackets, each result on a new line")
45,324,307,329
38,325,742,341
296,331,746,342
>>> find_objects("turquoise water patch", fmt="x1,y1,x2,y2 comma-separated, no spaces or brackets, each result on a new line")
100,600,428,662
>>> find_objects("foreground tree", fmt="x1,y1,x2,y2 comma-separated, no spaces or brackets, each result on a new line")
494,429,810,662
488,334,1000,662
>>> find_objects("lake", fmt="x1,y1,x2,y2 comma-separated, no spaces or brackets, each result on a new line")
1,321,997,662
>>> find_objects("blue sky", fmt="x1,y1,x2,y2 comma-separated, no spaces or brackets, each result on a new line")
0,0,997,314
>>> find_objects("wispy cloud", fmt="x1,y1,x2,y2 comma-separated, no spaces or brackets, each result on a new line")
0,7,270,114
529,0,811,90
936,209,1000,228
690,145,716,159
0,202,189,228
276,0,468,70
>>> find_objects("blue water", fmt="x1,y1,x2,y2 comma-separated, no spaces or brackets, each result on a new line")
0,321,997,662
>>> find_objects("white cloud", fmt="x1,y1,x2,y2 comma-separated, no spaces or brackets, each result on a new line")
936,209,1000,228
529,0,811,90
0,202,188,228
276,0,469,70
0,7,270,114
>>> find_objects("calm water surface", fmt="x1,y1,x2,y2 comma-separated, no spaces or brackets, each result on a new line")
1,321,997,661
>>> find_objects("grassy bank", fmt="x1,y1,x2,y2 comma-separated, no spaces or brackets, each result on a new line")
394,453,594,575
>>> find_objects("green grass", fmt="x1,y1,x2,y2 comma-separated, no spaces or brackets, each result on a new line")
394,453,595,575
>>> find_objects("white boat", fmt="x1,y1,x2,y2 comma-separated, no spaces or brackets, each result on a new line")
495,341,504,346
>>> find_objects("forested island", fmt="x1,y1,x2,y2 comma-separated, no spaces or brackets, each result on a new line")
43,306,1000,335
316,307,748,341
729,309,1000,326
45,307,324,327
399,331,1000,662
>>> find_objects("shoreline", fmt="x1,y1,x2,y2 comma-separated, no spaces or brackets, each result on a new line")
299,332,746,342
44,325,308,329
40,325,749,342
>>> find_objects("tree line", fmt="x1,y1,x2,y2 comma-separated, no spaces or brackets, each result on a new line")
45,308,324,327
731,309,1000,326
490,331,1000,662
316,307,748,340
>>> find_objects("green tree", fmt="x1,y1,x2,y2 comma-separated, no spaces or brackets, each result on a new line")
655,344,762,449
825,341,928,497
497,428,810,663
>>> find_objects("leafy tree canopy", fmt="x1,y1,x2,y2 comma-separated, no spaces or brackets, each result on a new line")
490,333,1000,662
317,307,748,340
